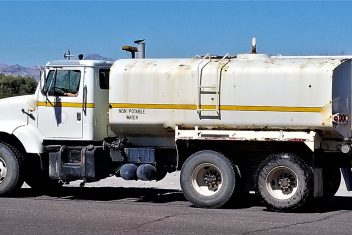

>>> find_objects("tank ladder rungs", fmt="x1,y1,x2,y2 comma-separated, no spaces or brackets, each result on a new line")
197,53,229,114
198,85,217,89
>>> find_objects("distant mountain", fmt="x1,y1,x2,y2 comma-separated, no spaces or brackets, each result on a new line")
0,63,40,80
0,54,114,81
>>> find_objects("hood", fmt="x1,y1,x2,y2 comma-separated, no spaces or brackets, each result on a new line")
0,95,37,107
0,95,37,133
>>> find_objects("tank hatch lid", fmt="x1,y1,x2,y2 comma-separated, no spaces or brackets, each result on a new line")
237,53,271,60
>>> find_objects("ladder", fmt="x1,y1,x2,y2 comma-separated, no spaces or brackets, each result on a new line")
196,53,229,115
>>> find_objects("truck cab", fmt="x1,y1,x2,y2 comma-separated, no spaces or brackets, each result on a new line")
0,59,113,153
0,59,116,196
36,60,113,141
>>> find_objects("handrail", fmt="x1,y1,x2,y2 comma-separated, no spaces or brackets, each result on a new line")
197,54,231,116
197,54,211,112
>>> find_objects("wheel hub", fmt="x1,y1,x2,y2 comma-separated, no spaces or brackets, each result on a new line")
204,170,221,191
192,163,223,196
277,173,296,194
266,166,298,199
0,159,8,183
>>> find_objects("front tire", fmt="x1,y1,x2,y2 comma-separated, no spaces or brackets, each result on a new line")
180,150,240,208
255,153,313,212
0,143,24,195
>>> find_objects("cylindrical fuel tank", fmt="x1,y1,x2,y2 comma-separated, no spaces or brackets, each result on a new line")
119,164,138,180
108,56,351,144
136,164,157,181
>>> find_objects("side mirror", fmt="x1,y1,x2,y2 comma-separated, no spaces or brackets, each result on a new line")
39,67,46,92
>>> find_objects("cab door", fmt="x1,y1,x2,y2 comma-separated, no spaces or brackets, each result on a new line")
37,67,84,139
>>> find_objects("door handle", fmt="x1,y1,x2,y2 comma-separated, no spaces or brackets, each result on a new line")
77,112,82,121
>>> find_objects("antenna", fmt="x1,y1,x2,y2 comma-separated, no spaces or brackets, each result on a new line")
64,49,75,60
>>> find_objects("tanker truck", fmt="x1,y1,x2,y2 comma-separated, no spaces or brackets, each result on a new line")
0,43,352,212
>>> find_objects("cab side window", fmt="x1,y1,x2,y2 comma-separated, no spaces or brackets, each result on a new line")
42,70,81,96
99,69,109,90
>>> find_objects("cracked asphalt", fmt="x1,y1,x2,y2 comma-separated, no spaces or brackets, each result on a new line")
0,172,352,234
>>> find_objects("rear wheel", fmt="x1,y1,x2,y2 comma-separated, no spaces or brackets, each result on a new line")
180,150,240,208
0,143,24,195
255,153,313,212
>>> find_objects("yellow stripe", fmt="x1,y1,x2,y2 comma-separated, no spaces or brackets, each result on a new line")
37,102,95,108
109,103,322,113
221,105,322,112
110,103,196,110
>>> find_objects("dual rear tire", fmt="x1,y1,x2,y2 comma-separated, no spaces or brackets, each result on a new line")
180,150,240,209
255,154,341,211
255,153,314,211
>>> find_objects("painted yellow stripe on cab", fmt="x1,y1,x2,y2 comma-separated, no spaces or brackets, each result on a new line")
109,103,322,113
37,102,95,108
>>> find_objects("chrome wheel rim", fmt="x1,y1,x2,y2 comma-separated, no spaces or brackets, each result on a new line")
192,163,222,196
0,158,8,184
266,166,298,200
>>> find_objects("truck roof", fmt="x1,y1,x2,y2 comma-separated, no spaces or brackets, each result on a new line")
46,59,114,67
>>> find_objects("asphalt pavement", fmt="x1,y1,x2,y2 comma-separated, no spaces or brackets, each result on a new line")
0,172,351,234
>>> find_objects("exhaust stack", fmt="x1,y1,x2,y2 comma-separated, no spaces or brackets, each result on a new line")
251,37,257,54
122,39,146,59
134,39,146,59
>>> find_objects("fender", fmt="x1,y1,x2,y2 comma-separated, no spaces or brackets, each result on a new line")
12,125,44,154
0,120,27,135
0,94,40,153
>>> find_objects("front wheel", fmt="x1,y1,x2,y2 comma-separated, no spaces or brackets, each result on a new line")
0,143,24,195
255,153,313,212
180,150,240,208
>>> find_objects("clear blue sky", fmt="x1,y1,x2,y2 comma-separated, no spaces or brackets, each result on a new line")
0,0,352,66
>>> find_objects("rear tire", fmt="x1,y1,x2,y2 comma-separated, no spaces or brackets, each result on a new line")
180,150,240,208
0,142,24,196
255,153,313,212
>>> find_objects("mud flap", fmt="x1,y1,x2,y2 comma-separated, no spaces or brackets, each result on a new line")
313,168,323,197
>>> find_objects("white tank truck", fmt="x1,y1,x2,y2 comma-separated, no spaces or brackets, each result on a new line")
0,39,351,211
